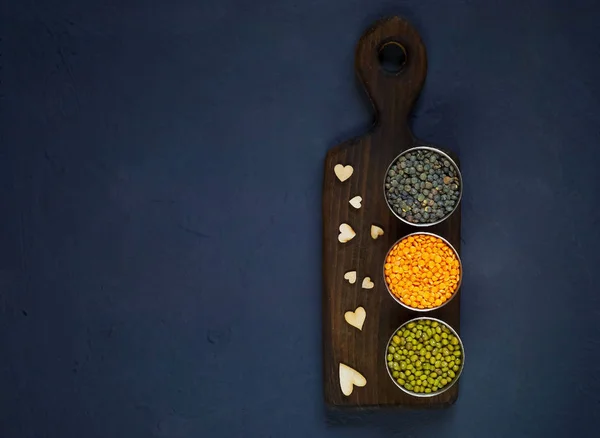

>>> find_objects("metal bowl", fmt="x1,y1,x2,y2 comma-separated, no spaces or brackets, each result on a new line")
382,231,462,312
385,317,465,398
383,145,463,227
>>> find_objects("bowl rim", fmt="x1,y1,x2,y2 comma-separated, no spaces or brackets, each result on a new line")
382,231,462,312
385,316,466,398
383,145,463,227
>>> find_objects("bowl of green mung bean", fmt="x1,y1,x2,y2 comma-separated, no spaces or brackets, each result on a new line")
383,146,462,226
385,317,465,397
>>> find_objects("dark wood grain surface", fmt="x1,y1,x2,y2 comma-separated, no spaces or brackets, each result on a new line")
322,16,462,408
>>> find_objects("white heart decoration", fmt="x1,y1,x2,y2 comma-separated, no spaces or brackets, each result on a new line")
344,306,366,331
338,223,356,243
349,196,362,209
362,277,374,289
339,363,367,396
334,164,354,182
370,225,384,240
343,271,357,284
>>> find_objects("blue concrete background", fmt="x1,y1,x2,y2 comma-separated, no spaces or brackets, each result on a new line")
2,1,600,437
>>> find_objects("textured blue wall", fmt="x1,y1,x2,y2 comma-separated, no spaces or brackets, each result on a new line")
1,1,600,437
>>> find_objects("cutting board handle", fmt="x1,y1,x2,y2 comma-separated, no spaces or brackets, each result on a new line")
355,16,427,127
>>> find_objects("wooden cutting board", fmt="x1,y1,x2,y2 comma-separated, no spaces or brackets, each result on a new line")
322,16,462,408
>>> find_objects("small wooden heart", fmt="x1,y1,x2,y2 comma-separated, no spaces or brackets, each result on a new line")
362,277,374,289
370,225,384,239
334,164,354,182
349,196,362,209
344,306,366,331
339,363,367,396
343,271,357,284
338,223,356,243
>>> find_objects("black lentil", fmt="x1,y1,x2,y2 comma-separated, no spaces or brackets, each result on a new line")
385,149,461,224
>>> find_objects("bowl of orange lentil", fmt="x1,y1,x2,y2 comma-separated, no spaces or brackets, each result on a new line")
383,232,461,311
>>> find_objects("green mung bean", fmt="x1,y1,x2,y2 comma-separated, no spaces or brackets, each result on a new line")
387,319,463,395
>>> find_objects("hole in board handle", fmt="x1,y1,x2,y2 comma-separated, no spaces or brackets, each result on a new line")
378,41,407,74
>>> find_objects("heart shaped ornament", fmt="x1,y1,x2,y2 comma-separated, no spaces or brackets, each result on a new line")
343,271,357,284
339,363,367,396
349,196,362,209
362,277,374,289
370,225,384,239
334,164,354,182
344,306,366,330
338,223,356,243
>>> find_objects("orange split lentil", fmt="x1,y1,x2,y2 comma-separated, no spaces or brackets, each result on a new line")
384,234,460,309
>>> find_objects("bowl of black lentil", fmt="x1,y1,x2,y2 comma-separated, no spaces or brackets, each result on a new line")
384,146,462,226
385,317,465,397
